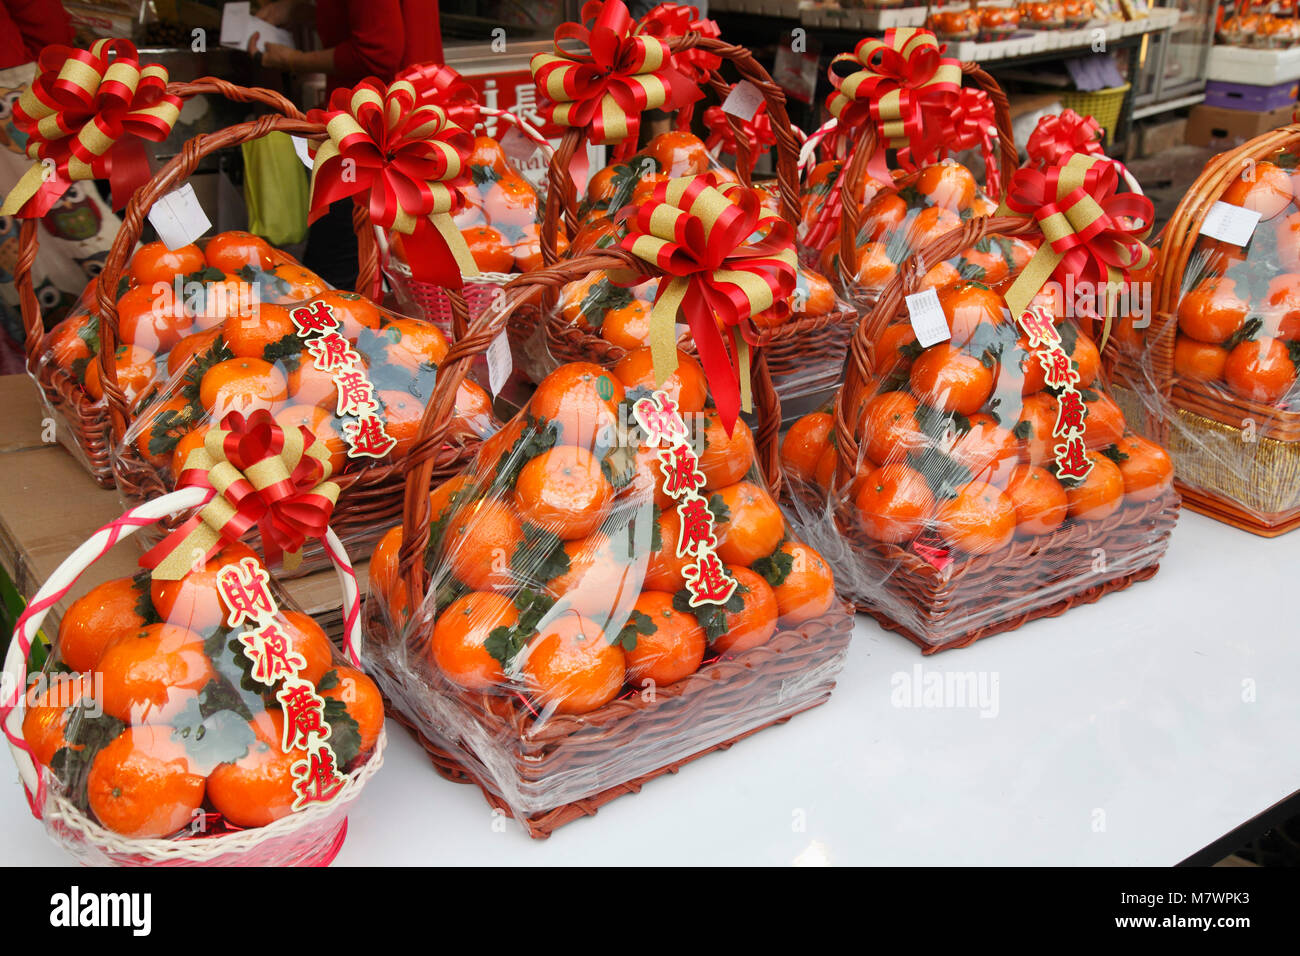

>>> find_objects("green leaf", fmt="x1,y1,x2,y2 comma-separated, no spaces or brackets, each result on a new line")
1223,316,1263,352
672,586,744,643
76,312,101,356
751,547,795,589
185,266,227,285
907,445,972,501
470,163,501,187
707,493,730,527
322,696,362,768
261,331,304,365
512,524,569,584
613,608,655,650
578,278,634,330
1099,443,1129,465
491,415,559,492
316,668,341,692
169,693,256,770
1012,419,1033,440
237,264,292,301
130,570,162,626
50,703,127,802
145,402,203,459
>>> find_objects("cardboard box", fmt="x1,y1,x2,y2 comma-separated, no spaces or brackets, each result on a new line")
1185,103,1296,148
1136,116,1188,158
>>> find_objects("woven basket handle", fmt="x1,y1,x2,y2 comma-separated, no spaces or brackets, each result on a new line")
13,78,305,371
395,245,784,602
832,213,1039,486
837,61,1018,281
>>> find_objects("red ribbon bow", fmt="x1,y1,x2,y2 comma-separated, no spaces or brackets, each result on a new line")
639,2,722,128
703,101,774,174
0,38,182,218
397,62,481,132
1026,109,1106,169
945,87,1000,197
141,410,339,576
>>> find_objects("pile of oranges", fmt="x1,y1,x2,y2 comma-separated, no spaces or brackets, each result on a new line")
41,231,497,482
452,136,553,274
783,273,1174,558
23,544,382,839
371,350,837,716
1174,160,1300,407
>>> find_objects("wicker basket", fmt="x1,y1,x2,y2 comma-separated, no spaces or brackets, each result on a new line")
816,214,1179,653
1,487,385,866
1137,123,1300,535
92,108,482,576
1055,84,1131,146
364,246,854,838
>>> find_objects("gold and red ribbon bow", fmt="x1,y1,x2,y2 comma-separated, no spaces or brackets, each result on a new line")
1001,153,1155,347
396,62,481,132
141,410,341,580
307,79,478,288
703,101,774,174
638,2,721,127
826,28,961,169
1025,109,1106,169
531,0,699,146
0,38,182,219
618,175,797,432
945,87,1000,197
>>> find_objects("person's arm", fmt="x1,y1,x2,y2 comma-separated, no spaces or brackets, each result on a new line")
0,0,73,69
329,0,404,83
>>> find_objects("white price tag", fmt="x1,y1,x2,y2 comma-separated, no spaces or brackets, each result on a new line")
1199,201,1262,247
904,288,951,348
486,330,513,396
147,183,212,250
291,135,313,168
721,80,764,122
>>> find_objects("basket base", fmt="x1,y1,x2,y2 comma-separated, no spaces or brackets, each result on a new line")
859,560,1164,654
1174,482,1300,538
386,696,833,839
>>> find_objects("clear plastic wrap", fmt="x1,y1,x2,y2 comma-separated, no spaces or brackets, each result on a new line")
364,248,854,837
1,460,384,865
781,213,1178,651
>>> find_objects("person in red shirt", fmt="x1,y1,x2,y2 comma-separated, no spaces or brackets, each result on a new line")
1,0,74,70
250,0,443,288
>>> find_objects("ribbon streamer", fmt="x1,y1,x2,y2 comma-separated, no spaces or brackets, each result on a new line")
1000,153,1155,348
141,410,341,579
703,101,775,174
396,62,481,132
530,0,699,146
307,79,478,288
944,87,1000,198
617,175,797,432
0,38,182,218
638,2,721,127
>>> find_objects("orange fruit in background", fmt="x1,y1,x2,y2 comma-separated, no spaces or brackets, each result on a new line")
697,411,755,489
86,726,205,838
523,611,626,715
781,412,832,484
854,241,896,289
1225,336,1297,403
770,541,836,625
948,412,1018,487
132,394,199,471
1221,160,1293,221
935,481,1016,555
1177,275,1248,344
369,526,409,614
1279,211,1300,271
713,566,778,655
278,610,334,686
96,622,215,724
461,225,516,273
273,405,345,476
796,269,837,317
870,323,919,378
513,225,570,272
1005,464,1068,537
645,507,692,592
169,424,210,479
310,290,383,341
384,317,450,370
915,161,977,213
514,445,613,540
455,380,495,430
623,591,706,687
264,263,328,304
859,391,925,465
83,344,156,404
116,283,192,354
546,530,639,621
1083,392,1126,450
859,191,908,241
204,231,275,273
206,711,305,828
586,164,619,204
1173,335,1229,383
128,242,205,287
189,272,253,331
645,130,711,176
483,174,538,229
570,215,618,254
1261,273,1300,339
1065,453,1125,522
613,346,708,414
1016,392,1059,465
47,312,95,375
530,362,624,451
559,273,602,327
938,281,1005,347
599,299,652,349
222,303,297,360
168,327,224,377
22,674,90,766
854,463,933,543
58,577,151,672
150,540,263,634
470,135,510,176
919,259,962,293
909,344,996,416
1114,434,1174,503
444,497,524,592
712,480,784,566
198,357,288,416
813,444,841,489
318,665,384,754
286,351,341,409
959,243,1009,284
430,592,514,690
906,205,962,252
375,390,425,459
429,473,475,526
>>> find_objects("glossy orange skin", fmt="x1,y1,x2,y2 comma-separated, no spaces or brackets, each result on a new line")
613,347,708,414
264,263,328,304
623,591,706,687
207,711,306,827
222,303,296,360
1221,161,1294,221
375,390,425,459
87,726,205,838
168,327,223,378
1065,453,1125,522
444,497,524,592
1083,393,1127,450
949,413,1019,487
150,541,264,634
645,130,712,177
939,281,1005,347
854,241,897,289
514,445,613,541
128,242,205,287
1114,435,1174,503
47,313,95,375
281,610,334,686
204,231,275,273
530,362,625,451
771,541,836,625
384,317,450,370
116,283,192,354
58,576,150,672
645,508,693,592
524,612,626,715
909,344,997,416
462,225,516,272
84,344,156,405
369,526,408,614
600,300,653,349
1174,336,1229,384
854,463,934,544
859,391,924,466
546,531,639,622
318,665,383,754
915,162,977,213
198,357,288,417
22,674,89,766
712,481,785,566
132,395,198,471
1005,464,1068,537
698,412,755,489
1225,336,1297,403
870,323,919,377
96,623,214,724
781,412,833,484
1263,273,1300,340
312,291,384,342
1177,276,1248,344
714,566,779,655
906,205,962,252
430,592,513,690
483,174,538,229
935,481,1017,555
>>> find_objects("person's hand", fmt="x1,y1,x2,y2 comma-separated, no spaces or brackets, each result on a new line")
253,0,294,26
248,34,298,72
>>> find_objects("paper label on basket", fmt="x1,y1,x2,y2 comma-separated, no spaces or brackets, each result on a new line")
904,288,951,348
147,183,212,250
1199,201,1262,247
291,136,313,168
487,331,512,396
722,81,763,122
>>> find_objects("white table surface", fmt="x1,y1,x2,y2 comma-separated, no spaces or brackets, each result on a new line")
6,509,1298,866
